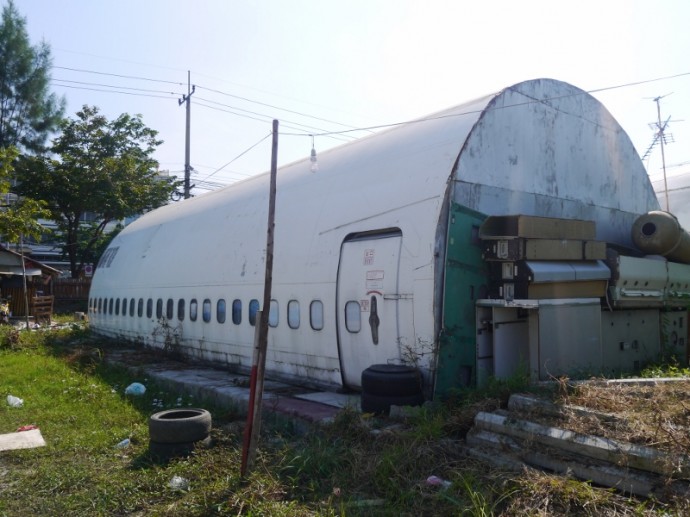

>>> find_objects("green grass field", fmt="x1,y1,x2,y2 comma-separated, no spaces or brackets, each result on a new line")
1,324,687,516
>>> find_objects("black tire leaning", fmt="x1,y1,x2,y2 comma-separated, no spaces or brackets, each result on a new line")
361,364,422,397
360,391,425,415
149,408,212,444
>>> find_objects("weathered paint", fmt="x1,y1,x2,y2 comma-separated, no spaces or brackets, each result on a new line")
435,203,488,396
89,79,660,395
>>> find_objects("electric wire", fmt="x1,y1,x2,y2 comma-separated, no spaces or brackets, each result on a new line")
51,62,690,142
52,83,178,100
47,63,690,192
196,85,373,134
53,78,183,96
201,132,273,181
280,71,690,138
195,96,355,141
53,65,184,85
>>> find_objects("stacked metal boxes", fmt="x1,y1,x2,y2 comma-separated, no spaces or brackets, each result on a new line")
479,215,609,300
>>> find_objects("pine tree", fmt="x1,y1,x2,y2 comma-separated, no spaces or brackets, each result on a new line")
0,0,64,152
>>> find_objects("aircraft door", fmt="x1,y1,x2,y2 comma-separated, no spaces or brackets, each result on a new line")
337,231,402,389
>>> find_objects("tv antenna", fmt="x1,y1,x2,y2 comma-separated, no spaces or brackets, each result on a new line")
642,94,676,211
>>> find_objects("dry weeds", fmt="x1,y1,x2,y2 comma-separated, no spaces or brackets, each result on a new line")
556,380,690,456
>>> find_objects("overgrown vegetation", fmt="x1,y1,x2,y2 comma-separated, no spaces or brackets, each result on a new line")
1,325,689,516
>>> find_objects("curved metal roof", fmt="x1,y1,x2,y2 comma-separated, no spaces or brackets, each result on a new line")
93,78,659,290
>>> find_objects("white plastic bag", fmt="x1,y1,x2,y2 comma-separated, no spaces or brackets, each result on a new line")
168,475,189,491
7,395,24,408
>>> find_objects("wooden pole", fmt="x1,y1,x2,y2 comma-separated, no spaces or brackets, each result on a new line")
240,119,278,477
20,234,29,329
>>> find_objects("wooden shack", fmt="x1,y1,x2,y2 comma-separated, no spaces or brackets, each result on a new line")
0,245,61,320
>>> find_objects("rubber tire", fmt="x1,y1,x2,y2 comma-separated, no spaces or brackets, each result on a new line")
361,364,422,397
149,435,212,459
149,408,212,444
360,391,425,415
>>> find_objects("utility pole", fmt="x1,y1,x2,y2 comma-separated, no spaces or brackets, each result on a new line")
241,119,279,478
178,71,195,199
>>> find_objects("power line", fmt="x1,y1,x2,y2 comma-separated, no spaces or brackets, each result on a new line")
53,78,183,96
49,62,690,193
281,71,690,138
195,96,355,141
196,85,373,134
51,82,177,100
201,132,273,181
52,62,690,143
53,66,183,86
52,65,367,136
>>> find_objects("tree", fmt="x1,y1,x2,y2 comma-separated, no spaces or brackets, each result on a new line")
16,105,181,278
0,146,48,243
0,0,65,152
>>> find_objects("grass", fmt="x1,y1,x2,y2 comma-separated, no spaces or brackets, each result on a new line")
1,324,689,515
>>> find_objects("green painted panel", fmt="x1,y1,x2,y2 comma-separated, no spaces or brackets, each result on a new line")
435,203,488,397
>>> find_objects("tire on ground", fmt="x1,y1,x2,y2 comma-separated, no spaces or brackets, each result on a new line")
148,408,212,444
361,364,422,397
149,435,212,459
360,391,425,415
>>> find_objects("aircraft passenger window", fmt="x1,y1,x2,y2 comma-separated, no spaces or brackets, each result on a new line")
120,298,125,316
190,299,198,321
269,300,279,328
310,300,324,331
97,298,102,313
166,298,174,320
288,300,299,329
138,298,143,317
249,299,259,326
146,299,153,318
156,299,163,319
203,299,212,323
108,298,114,315
217,299,226,324
130,298,135,317
177,299,185,321
232,299,241,325
345,301,361,333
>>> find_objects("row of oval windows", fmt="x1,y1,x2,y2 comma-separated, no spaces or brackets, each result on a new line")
88,297,327,331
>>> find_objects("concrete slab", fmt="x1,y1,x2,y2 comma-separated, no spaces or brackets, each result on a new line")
0,429,46,451
294,391,361,410
105,347,353,428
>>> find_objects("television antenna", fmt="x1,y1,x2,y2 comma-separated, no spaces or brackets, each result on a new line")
642,94,676,211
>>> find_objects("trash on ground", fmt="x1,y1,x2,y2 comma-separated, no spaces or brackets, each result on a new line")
168,475,189,491
124,382,146,396
16,425,38,432
0,429,46,451
115,438,130,448
425,475,452,489
6,395,23,408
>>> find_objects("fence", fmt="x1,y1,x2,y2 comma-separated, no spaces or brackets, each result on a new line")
51,278,92,300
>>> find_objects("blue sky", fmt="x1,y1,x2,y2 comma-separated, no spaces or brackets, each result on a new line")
13,0,690,204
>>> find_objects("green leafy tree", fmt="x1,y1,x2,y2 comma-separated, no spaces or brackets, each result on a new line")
0,146,47,242
16,105,181,278
0,0,65,152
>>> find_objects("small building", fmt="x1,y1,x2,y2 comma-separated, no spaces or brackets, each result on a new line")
0,245,61,318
